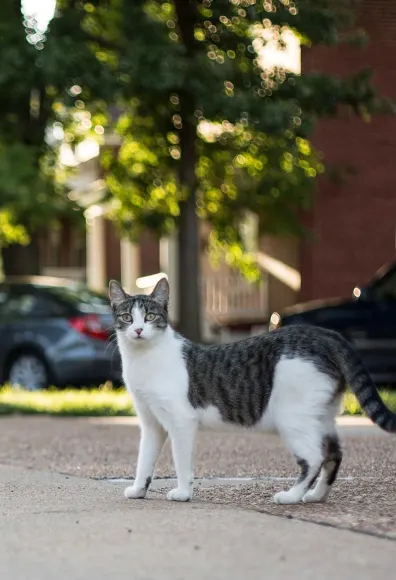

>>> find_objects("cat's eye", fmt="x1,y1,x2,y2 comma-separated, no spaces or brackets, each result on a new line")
120,313,132,323
145,313,156,322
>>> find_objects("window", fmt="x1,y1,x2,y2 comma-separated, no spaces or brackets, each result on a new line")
0,286,58,319
41,285,111,315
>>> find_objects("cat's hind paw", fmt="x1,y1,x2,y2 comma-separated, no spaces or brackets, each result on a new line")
302,488,329,504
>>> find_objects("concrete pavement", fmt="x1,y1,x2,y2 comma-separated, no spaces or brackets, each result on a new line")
1,415,395,538
1,464,395,580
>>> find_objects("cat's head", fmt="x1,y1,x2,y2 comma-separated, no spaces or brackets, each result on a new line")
109,277,170,345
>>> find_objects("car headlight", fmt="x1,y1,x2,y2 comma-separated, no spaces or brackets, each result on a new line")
269,312,281,331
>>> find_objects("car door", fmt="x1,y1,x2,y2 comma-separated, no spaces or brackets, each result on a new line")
0,284,13,381
0,285,58,353
354,268,396,381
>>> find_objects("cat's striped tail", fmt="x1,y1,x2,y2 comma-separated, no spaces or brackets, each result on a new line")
338,338,396,433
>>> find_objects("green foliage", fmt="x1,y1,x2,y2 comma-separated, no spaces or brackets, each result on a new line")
0,210,29,248
0,0,84,248
58,0,377,271
0,0,389,280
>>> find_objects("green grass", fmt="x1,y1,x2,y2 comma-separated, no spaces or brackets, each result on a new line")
0,386,395,418
0,386,135,417
342,389,396,416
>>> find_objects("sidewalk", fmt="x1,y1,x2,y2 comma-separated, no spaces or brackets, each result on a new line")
1,464,395,580
1,415,395,540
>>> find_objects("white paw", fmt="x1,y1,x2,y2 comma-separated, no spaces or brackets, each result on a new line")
302,489,328,504
273,490,302,505
124,485,147,499
167,488,192,502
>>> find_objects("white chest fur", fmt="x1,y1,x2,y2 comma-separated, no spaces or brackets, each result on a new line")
117,330,194,427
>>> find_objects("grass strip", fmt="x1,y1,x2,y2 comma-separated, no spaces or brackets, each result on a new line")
0,387,395,418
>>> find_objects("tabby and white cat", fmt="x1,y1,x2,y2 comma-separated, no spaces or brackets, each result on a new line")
109,277,395,505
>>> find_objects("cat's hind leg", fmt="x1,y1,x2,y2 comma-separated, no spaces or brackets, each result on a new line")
270,358,339,505
303,395,343,503
273,421,323,505
303,431,342,503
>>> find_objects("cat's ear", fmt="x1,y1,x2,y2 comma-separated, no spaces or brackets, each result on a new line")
109,280,127,307
150,277,169,309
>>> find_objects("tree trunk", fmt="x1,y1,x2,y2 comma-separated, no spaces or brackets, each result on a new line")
177,119,202,342
174,0,202,342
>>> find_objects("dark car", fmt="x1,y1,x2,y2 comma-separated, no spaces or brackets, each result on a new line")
0,276,121,390
269,261,396,385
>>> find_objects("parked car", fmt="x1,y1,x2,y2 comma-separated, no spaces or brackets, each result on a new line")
0,276,121,390
269,260,396,385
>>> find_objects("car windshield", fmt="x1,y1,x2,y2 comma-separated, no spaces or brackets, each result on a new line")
39,285,112,314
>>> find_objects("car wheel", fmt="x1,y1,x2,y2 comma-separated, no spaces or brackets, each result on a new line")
7,353,49,391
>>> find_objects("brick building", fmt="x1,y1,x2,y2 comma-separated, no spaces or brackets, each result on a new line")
299,0,396,301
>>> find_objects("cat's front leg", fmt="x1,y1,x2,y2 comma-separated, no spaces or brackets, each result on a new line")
125,405,167,500
167,419,198,502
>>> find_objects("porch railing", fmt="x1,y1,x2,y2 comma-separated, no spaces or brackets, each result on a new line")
203,271,268,324
136,270,269,325
41,267,86,282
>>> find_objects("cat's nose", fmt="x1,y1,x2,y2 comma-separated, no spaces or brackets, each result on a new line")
135,328,143,336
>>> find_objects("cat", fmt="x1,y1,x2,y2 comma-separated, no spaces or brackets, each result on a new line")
109,276,396,505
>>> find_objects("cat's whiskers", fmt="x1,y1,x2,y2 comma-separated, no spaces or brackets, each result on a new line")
105,334,118,355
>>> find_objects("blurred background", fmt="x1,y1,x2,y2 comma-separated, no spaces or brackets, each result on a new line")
1,0,396,391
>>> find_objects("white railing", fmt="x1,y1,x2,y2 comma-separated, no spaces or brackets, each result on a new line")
135,270,269,325
203,271,268,324
41,267,86,281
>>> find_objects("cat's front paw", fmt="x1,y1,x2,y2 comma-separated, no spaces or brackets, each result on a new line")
167,487,192,502
124,485,147,499
273,490,302,505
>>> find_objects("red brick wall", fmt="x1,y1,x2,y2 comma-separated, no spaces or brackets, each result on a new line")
300,0,396,301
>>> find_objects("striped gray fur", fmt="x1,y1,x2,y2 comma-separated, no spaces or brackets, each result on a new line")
181,325,396,433
181,334,280,427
